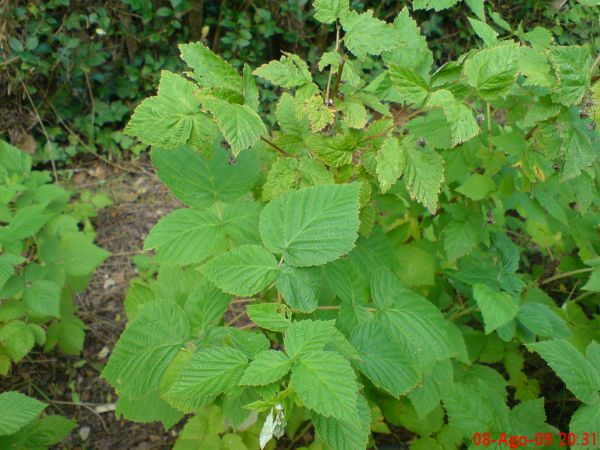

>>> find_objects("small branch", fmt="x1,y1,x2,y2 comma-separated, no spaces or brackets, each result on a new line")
330,55,346,100
260,136,294,157
448,305,479,321
539,267,594,285
325,24,341,103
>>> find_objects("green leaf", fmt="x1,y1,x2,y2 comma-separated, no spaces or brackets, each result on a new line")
102,301,190,397
151,146,259,209
262,157,334,201
179,42,241,92
456,174,497,200
164,346,248,412
403,141,444,213
23,280,60,318
242,64,259,111
583,269,600,292
570,403,600,450
2,204,51,240
413,0,460,11
313,0,349,23
468,18,498,47
253,53,312,88
444,220,479,262
389,65,430,105
201,245,278,296
0,321,35,362
275,265,321,313
311,394,371,450
144,201,261,266
472,283,518,334
427,89,479,146
0,392,46,436
125,71,219,152
350,321,420,397
246,304,291,332
550,46,591,106
463,43,519,101
290,350,358,420
517,302,570,338
202,97,267,156
259,183,360,267
561,127,595,180
115,389,184,429
302,94,334,132
184,280,231,336
49,233,109,278
172,406,224,450
240,350,292,386
341,10,396,60
529,339,600,405
284,320,336,358
376,136,406,194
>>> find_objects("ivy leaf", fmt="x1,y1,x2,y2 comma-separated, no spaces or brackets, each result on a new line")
151,146,260,209
0,392,46,436
290,350,359,421
550,46,591,106
240,350,292,386
427,89,480,146
463,43,519,101
259,183,361,267
376,136,406,194
389,65,430,106
125,71,219,152
201,245,279,297
275,265,321,313
350,321,420,397
472,283,518,334
164,347,248,412
246,304,291,332
102,301,190,397
403,141,444,213
529,339,600,405
313,0,349,24
253,53,312,88
341,10,396,60
179,42,241,92
202,97,267,156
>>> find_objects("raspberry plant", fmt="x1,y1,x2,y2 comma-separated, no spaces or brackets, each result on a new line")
104,1,600,448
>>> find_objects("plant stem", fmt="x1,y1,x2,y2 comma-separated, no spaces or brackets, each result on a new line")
260,136,294,157
324,24,341,103
330,55,346,100
448,305,479,321
285,421,313,450
539,267,594,285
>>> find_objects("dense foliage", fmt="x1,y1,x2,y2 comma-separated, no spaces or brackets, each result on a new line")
100,0,600,449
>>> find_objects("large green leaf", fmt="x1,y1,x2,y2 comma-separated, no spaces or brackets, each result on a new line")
403,141,444,213
163,346,248,412
201,245,279,296
0,392,46,436
427,89,479,146
275,265,321,313
472,283,518,334
23,280,60,318
290,350,359,420
151,146,259,209
240,350,292,386
40,233,109,278
341,10,396,60
376,136,406,194
389,65,430,105
284,320,336,358
529,339,600,405
115,389,184,429
313,0,349,23
259,183,360,267
253,53,312,88
184,280,231,336
202,97,267,156
350,321,420,397
125,71,219,152
246,304,291,332
179,42,241,92
102,301,190,397
570,403,600,450
0,321,35,362
550,45,591,106
463,43,519,101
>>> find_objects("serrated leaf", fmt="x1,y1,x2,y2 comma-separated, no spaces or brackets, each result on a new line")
259,183,360,267
517,303,571,339
341,10,396,60
201,245,278,296
0,392,46,436
472,283,518,334
376,136,406,194
550,45,592,106
403,141,444,213
125,71,219,152
23,280,60,318
246,304,291,332
164,346,248,412
463,44,519,101
456,174,497,200
179,42,241,92
115,389,184,429
427,89,480,146
253,53,311,88
275,265,321,313
302,95,334,132
529,339,600,405
318,51,341,71
444,220,479,262
202,97,267,156
184,280,231,336
290,350,358,420
350,321,420,397
570,403,600,450
240,350,292,386
389,65,430,105
313,0,349,23
262,157,334,202
242,64,259,111
151,146,259,209
284,320,336,358
0,321,35,362
102,301,190,397
561,127,595,180
413,0,461,11
468,17,498,47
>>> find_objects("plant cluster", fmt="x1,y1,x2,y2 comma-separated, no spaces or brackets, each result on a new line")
96,0,600,449
0,140,110,375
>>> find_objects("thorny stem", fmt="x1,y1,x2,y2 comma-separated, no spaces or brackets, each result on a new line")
330,55,346,100
260,136,294,158
539,267,594,285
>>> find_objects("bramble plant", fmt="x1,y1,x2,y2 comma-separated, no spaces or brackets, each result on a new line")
103,0,600,449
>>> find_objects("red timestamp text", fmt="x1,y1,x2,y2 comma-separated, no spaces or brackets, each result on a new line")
473,431,598,449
